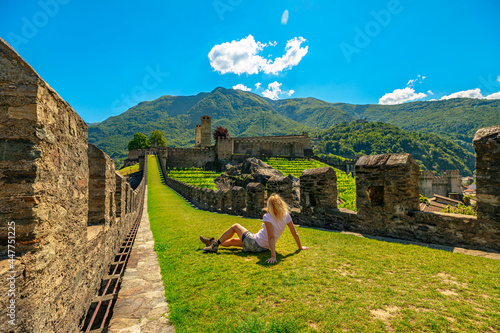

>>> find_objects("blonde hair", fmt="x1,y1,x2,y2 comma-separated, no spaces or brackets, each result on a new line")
267,194,289,220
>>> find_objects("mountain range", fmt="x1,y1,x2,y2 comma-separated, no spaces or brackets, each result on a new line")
88,87,500,168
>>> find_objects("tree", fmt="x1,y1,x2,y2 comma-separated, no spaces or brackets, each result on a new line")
213,126,229,140
149,130,167,147
128,132,149,150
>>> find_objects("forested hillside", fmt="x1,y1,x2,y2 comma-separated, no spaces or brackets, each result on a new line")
315,122,476,176
87,87,498,169
88,87,351,165
335,99,500,152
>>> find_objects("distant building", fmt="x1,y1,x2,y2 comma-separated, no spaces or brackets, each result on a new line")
420,194,463,213
419,170,463,198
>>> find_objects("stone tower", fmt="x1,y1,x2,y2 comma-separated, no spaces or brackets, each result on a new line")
195,125,201,147
443,170,462,195
200,115,211,148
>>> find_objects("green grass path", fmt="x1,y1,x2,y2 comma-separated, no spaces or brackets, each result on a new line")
147,155,500,332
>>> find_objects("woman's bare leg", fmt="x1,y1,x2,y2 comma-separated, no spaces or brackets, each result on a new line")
218,223,247,244
220,238,243,247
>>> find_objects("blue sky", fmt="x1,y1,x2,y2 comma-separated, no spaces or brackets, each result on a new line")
1,0,499,123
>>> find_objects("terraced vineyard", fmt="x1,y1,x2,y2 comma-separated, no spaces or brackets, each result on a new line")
167,168,221,190
166,158,357,211
262,157,357,211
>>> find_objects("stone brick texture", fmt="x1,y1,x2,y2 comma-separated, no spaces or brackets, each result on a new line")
473,126,500,231
246,182,266,218
0,39,146,333
266,175,294,208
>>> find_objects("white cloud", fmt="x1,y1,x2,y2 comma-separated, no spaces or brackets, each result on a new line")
232,84,251,92
264,37,309,74
407,75,425,87
379,76,428,105
440,88,483,100
485,91,500,100
255,82,262,90
379,87,427,105
208,35,308,75
497,75,500,83
438,88,500,100
261,81,294,100
281,10,289,25
427,90,434,95
269,41,277,47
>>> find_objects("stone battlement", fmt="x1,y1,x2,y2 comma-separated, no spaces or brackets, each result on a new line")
159,144,500,253
0,38,146,332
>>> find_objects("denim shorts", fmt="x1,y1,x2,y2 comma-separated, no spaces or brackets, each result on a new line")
242,231,268,253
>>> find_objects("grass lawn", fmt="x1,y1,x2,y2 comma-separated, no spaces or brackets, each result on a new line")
118,162,139,176
147,155,500,332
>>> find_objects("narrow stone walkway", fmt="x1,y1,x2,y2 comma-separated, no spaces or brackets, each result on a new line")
108,187,175,332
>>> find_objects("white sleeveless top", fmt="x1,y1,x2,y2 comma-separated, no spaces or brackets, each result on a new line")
254,212,292,248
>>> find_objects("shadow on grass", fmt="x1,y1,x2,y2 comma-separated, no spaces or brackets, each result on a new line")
197,247,302,265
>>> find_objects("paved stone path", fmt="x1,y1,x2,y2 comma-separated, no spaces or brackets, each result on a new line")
108,187,175,333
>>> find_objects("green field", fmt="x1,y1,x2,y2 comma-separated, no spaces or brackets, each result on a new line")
262,157,356,211
118,162,140,176
167,168,221,190
148,155,500,333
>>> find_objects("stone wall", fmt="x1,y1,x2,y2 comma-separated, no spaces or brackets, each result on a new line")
419,170,463,198
473,126,500,234
296,150,498,251
160,146,216,168
0,38,146,333
160,145,500,252
232,133,312,157
88,144,116,226
266,175,293,207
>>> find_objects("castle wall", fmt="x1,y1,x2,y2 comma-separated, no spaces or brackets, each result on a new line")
215,137,233,160
473,126,500,231
419,170,463,198
162,146,216,168
88,144,116,226
162,148,500,252
232,134,311,157
0,39,146,332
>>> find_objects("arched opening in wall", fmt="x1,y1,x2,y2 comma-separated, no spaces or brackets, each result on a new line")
366,186,384,206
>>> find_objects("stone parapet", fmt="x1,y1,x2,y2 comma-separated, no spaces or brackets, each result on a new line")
473,126,500,226
0,38,147,332
300,167,337,215
231,186,246,216
246,183,266,218
266,175,294,207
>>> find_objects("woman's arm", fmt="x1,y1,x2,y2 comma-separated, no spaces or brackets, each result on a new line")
287,222,309,250
263,221,277,263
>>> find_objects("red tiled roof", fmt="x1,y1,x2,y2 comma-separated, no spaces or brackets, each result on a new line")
420,203,444,212
433,194,462,206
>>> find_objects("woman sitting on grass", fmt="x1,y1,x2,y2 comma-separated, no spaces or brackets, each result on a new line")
200,194,309,264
